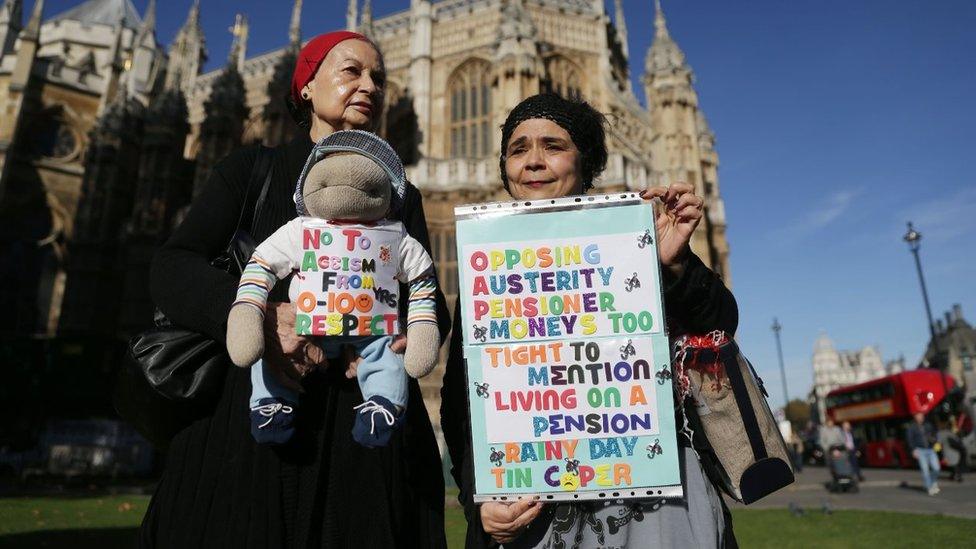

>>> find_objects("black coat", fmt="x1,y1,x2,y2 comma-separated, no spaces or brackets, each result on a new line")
141,136,451,549
440,252,739,548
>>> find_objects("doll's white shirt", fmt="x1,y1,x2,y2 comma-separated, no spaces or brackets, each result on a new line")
253,217,433,301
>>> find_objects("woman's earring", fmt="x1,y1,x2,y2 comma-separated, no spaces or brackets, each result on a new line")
301,91,310,100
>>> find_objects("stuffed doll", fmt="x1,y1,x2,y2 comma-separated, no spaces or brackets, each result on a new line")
226,130,440,448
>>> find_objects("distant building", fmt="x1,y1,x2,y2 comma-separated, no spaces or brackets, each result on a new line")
810,333,904,423
923,304,976,409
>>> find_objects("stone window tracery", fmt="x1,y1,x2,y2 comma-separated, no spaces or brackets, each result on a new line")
429,225,458,302
542,55,583,100
27,110,79,161
447,59,492,158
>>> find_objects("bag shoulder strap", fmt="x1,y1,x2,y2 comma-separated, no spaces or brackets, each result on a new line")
236,145,275,237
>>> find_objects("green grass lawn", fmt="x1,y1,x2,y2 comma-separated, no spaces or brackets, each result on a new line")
0,495,149,548
1,496,974,548
731,509,976,548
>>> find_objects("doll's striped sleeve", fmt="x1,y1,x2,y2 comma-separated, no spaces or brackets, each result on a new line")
232,218,302,315
407,276,438,327
233,253,277,314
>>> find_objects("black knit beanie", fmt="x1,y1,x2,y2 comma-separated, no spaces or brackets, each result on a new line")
499,93,608,193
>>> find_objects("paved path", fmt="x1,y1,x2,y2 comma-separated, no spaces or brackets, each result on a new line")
728,465,976,519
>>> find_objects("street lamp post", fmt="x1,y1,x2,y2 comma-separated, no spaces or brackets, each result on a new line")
902,222,937,343
772,317,790,408
902,222,950,413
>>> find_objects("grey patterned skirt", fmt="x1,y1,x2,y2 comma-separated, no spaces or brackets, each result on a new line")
505,447,729,549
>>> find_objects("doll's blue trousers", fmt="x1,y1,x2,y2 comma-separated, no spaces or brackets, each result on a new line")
249,335,409,409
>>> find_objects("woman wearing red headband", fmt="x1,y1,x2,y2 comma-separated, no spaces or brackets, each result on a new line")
142,31,450,548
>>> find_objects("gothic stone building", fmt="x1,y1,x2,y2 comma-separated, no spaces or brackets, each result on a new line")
923,304,976,414
0,0,731,450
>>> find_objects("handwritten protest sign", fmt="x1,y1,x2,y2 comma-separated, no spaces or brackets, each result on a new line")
295,220,401,337
456,195,682,502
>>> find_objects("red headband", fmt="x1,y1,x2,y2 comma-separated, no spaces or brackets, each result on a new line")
291,31,370,104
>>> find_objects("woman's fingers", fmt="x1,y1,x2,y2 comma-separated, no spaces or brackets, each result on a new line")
674,203,704,222
481,502,511,523
480,502,513,535
482,500,543,543
343,345,362,379
674,194,704,221
673,191,703,211
481,501,522,527
481,500,543,544
302,340,329,371
345,360,360,379
643,183,698,211
649,184,703,227
509,501,544,530
269,303,304,356
640,186,667,200
506,499,539,518
278,330,305,357
389,334,407,354
664,181,695,203
482,499,542,532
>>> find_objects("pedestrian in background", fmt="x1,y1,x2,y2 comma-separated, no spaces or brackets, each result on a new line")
954,408,973,477
906,413,941,495
791,428,805,473
937,421,964,482
842,421,864,481
819,419,844,452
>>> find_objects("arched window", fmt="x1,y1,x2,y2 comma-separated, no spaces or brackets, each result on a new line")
27,108,78,160
429,223,458,304
542,56,583,100
447,60,492,158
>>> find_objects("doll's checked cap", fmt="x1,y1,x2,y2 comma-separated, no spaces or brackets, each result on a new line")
294,130,407,216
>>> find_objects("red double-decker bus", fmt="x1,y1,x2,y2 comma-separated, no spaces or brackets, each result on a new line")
825,370,955,468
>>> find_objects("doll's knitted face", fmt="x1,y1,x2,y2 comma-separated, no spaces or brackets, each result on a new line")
302,152,391,221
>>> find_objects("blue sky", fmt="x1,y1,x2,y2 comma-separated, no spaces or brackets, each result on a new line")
40,1,976,409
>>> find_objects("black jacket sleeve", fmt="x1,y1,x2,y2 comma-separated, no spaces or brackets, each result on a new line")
439,251,737,548
149,147,258,342
661,252,738,336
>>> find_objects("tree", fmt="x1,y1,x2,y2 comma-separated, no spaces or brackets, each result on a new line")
785,399,811,429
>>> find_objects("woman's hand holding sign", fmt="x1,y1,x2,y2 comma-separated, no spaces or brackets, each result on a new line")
481,500,545,544
640,182,705,278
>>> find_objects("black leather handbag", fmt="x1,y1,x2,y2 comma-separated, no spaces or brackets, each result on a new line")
113,147,275,448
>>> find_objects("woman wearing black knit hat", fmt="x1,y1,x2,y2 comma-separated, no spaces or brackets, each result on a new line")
497,93,608,197
441,93,739,548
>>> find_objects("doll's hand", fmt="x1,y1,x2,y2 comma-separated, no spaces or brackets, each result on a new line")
404,324,439,378
227,305,265,367
263,302,328,393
